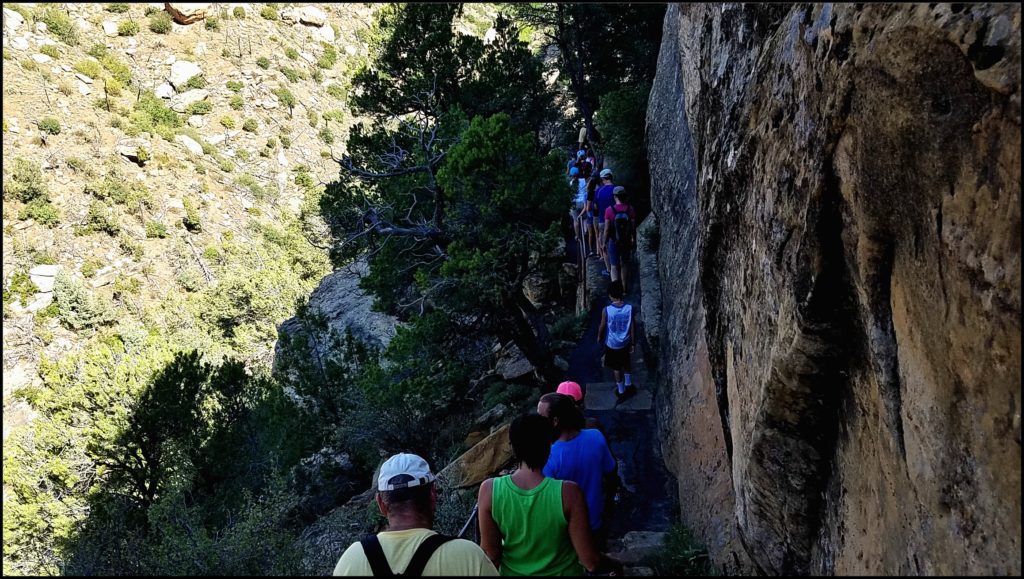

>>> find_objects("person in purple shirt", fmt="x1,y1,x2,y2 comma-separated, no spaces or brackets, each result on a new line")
538,392,617,549
594,169,617,276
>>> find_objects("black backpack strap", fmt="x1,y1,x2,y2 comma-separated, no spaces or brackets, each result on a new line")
402,534,455,577
360,534,395,577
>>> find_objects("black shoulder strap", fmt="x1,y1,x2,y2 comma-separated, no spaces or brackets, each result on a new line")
360,534,395,577
402,534,455,577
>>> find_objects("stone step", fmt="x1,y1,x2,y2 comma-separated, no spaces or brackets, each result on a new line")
625,566,655,576
585,382,652,411
607,531,667,565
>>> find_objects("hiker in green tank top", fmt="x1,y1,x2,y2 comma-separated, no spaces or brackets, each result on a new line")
478,414,623,576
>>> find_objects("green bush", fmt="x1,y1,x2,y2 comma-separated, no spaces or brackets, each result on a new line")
130,91,181,134
274,87,295,110
84,201,121,236
306,110,318,128
233,6,246,18
319,126,334,144
149,11,172,34
105,3,130,13
256,56,270,69
594,83,652,194
229,95,244,110
185,100,212,116
185,75,207,89
40,8,79,46
4,271,39,308
66,157,87,173
643,523,714,576
326,83,345,99
226,80,244,93
100,54,132,84
204,16,220,31
53,270,114,329
39,44,59,58
118,231,144,259
17,199,60,227
84,174,152,209
236,174,266,200
242,118,258,132
260,6,278,20
236,149,250,161
117,19,139,36
81,258,103,278
104,77,125,97
293,166,314,189
144,5,160,16
145,221,168,238
218,158,235,173
279,135,291,149
220,116,236,129
74,59,103,79
317,44,337,69
38,117,61,135
285,47,298,60
280,67,303,83
4,158,49,202
87,43,108,59
183,197,202,232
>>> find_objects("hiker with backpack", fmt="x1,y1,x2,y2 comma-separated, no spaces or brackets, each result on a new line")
333,453,498,576
597,280,637,404
478,414,623,576
594,169,618,277
602,186,637,294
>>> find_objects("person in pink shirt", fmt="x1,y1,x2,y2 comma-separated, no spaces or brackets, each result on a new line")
601,187,637,294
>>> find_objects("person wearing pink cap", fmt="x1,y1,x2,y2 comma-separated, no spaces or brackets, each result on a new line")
555,381,605,434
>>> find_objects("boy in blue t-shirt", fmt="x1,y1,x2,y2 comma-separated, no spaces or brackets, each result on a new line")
538,392,617,545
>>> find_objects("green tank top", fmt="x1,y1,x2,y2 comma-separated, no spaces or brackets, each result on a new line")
491,475,583,576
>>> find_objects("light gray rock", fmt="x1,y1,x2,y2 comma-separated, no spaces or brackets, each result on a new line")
75,72,94,84
30,264,61,277
116,137,152,165
314,22,335,43
175,134,204,156
31,53,50,63
187,115,206,128
12,36,29,50
274,260,400,378
3,7,25,33
154,82,175,99
168,60,201,90
102,20,118,36
78,81,91,96
169,88,209,112
298,6,327,26
494,342,535,381
25,292,53,312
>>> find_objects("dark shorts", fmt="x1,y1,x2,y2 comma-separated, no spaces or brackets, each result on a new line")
603,345,631,371
607,240,631,267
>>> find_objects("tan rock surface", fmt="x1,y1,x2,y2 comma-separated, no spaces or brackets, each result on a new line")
648,3,1020,575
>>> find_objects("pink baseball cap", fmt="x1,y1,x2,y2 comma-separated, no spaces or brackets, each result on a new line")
556,381,583,402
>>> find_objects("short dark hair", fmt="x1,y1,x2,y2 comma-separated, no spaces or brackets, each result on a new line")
543,393,585,432
379,478,433,514
608,280,624,299
510,414,556,470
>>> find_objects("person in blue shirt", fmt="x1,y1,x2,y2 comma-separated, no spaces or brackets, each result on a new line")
537,392,617,549
594,169,617,277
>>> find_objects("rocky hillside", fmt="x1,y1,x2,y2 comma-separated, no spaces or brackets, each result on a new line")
646,3,1020,575
2,3,378,437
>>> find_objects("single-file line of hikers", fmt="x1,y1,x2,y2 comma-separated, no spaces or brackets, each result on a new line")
333,138,642,577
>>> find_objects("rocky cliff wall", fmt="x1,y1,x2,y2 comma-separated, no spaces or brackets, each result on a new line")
647,3,1020,575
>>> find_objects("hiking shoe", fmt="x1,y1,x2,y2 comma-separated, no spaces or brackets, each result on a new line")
617,385,638,405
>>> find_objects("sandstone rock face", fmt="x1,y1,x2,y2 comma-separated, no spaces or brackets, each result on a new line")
164,3,210,25
436,423,512,489
648,4,1020,576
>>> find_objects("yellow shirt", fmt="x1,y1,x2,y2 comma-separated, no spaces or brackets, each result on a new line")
333,528,499,576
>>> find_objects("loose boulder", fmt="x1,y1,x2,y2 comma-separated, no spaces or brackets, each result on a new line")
168,60,202,91
169,88,209,113
164,3,210,25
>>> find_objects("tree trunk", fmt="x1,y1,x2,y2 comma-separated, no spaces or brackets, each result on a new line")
503,292,563,388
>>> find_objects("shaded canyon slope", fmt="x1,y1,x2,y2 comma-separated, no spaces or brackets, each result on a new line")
646,3,1020,575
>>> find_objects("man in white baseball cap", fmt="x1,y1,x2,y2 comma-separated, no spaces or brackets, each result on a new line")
333,453,497,576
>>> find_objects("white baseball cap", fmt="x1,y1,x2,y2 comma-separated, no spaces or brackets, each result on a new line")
376,453,436,491
600,168,612,178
